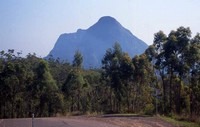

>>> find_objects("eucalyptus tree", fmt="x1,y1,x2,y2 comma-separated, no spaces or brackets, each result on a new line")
31,60,60,116
132,54,154,114
120,53,135,112
102,42,125,112
102,42,138,112
62,51,86,112
145,31,168,113
0,50,28,118
163,27,191,114
73,50,83,69
188,33,200,116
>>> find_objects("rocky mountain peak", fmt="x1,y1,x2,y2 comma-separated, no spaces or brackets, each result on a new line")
46,16,148,68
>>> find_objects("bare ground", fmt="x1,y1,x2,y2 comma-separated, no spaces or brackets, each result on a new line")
0,115,176,127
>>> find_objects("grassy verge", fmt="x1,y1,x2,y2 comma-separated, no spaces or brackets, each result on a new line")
159,115,200,127
102,113,151,117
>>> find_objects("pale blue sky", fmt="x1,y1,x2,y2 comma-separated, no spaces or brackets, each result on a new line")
0,0,200,57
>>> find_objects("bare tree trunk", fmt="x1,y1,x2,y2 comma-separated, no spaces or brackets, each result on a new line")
110,87,113,112
78,89,80,111
169,67,173,113
161,72,166,114
126,85,130,112
177,76,182,114
71,97,74,112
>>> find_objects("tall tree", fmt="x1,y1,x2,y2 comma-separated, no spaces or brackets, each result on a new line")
152,31,168,113
62,69,85,112
188,33,200,116
73,50,83,68
63,50,86,112
120,53,135,112
132,54,154,114
164,27,191,114
102,42,124,112
32,60,59,117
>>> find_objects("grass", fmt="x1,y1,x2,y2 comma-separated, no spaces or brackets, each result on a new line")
102,113,151,117
159,115,200,127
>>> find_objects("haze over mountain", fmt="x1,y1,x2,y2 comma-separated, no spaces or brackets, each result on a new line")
46,16,148,68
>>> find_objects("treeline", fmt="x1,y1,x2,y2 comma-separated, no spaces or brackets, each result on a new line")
0,51,66,118
0,26,199,119
145,27,200,116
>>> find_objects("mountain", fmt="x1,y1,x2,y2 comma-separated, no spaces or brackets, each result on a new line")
46,16,148,68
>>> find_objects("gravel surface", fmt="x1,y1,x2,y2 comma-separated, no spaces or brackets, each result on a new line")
0,116,176,127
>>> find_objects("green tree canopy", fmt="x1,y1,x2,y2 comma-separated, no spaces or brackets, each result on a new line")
73,50,83,68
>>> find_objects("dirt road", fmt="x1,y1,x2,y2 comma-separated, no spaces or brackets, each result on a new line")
0,116,175,127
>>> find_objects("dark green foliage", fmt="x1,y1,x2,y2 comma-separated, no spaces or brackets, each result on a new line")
145,27,200,117
73,50,83,68
101,43,154,113
0,26,199,119
0,51,64,118
62,69,85,112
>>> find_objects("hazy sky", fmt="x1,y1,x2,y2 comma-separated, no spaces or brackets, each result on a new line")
0,0,200,57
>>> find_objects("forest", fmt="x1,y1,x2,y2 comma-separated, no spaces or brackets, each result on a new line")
0,26,199,121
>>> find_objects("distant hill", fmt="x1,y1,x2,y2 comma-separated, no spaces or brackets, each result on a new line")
46,16,148,68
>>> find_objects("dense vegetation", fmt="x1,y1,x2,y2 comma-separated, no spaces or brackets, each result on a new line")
0,27,199,121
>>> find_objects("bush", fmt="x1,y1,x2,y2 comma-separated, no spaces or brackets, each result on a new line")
144,104,154,115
